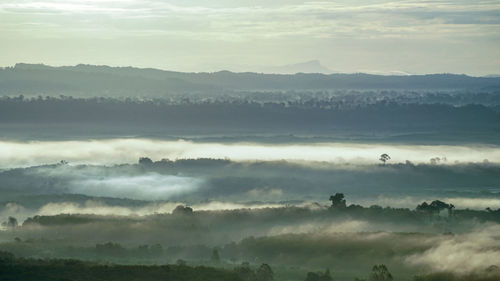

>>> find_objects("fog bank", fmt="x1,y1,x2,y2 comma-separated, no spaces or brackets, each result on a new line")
406,224,500,273
1,139,499,168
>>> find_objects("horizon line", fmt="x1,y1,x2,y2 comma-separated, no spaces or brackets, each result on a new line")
3,62,498,78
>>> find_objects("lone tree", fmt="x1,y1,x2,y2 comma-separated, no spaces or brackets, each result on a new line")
379,154,391,165
329,193,346,209
369,264,393,281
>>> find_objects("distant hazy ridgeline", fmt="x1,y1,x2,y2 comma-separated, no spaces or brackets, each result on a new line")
2,63,500,96
1,64,499,143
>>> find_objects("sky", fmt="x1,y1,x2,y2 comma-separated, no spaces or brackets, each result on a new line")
0,0,499,75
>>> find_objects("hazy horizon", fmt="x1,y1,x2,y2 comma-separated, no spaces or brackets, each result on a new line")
1,1,500,281
3,61,499,76
1,0,499,76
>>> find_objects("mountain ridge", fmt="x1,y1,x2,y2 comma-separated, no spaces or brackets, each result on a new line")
1,63,499,97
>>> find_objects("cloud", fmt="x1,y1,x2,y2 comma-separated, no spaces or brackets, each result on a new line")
1,0,499,40
1,138,500,168
0,203,27,227
246,188,284,198
193,201,283,211
72,174,202,200
355,196,500,210
1,1,499,74
405,224,500,273
268,220,374,235
36,200,288,216
1,200,290,226
38,200,180,216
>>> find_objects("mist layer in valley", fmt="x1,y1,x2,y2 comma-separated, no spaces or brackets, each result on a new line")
1,64,500,281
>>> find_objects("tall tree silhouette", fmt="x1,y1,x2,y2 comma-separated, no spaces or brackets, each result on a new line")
329,193,346,209
379,154,391,165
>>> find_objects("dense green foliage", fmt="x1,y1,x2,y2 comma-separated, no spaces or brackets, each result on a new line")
0,254,243,281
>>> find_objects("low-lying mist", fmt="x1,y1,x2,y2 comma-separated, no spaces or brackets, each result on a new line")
1,138,499,168
1,159,500,221
73,174,202,200
2,195,500,226
406,224,500,273
0,206,498,280
0,200,288,223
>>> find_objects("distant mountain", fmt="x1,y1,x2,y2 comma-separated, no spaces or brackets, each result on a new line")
260,60,333,74
1,63,500,97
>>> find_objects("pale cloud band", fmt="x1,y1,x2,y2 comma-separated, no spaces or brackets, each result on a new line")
0,138,498,168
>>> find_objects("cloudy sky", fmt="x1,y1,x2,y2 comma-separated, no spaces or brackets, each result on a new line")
0,0,499,75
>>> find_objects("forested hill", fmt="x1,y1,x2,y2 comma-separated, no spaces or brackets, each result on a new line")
1,63,500,96
1,98,499,134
